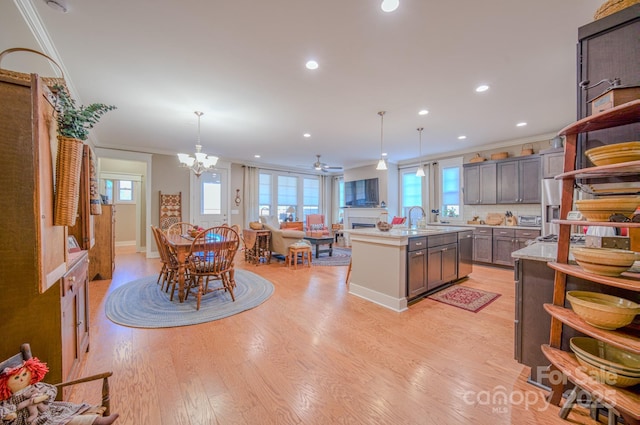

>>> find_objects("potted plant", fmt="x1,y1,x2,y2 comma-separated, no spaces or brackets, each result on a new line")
51,84,116,226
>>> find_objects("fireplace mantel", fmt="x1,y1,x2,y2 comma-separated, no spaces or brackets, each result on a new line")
342,208,386,244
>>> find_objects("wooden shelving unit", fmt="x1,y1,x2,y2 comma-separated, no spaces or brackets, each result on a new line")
542,100,640,424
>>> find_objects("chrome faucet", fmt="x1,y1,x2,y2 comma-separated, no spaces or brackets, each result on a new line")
407,206,426,228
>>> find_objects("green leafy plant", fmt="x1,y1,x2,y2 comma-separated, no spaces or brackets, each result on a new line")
52,84,117,141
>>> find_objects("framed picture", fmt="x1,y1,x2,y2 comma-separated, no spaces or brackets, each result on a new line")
68,235,81,253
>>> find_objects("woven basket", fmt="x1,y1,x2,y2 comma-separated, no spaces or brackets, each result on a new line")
54,136,84,226
249,221,263,230
520,143,534,156
594,0,639,19
468,153,486,163
490,152,508,160
0,48,67,90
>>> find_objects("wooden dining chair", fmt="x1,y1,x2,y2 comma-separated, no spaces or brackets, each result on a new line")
166,221,196,237
185,226,240,310
155,229,184,300
151,226,169,286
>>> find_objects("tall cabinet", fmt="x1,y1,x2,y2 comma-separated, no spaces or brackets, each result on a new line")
541,101,640,424
0,74,90,386
90,204,116,280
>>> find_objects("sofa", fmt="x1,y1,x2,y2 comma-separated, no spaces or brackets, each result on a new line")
259,216,306,258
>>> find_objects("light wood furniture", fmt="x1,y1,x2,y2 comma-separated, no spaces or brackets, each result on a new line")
89,204,116,280
243,228,271,265
281,221,303,230
0,73,87,387
542,101,640,424
0,343,113,416
287,245,312,269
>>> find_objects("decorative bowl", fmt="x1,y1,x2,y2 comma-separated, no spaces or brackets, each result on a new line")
566,290,640,330
572,354,640,387
575,197,640,222
376,221,393,232
571,247,640,277
571,337,640,372
585,141,640,166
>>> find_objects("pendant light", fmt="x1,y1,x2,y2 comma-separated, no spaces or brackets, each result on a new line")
416,127,425,177
177,111,218,177
376,111,388,170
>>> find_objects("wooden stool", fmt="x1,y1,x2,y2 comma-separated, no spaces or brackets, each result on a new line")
288,245,312,269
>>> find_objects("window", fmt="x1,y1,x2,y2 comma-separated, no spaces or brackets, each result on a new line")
258,171,321,224
439,157,463,220
401,170,423,216
201,173,222,214
103,179,135,204
118,180,133,202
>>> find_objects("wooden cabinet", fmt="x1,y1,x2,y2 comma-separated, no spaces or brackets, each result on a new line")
493,228,541,267
426,233,457,290
90,204,116,280
463,162,496,204
472,227,493,263
0,74,89,386
542,101,640,423
60,251,89,398
406,237,427,299
541,149,565,179
496,156,541,204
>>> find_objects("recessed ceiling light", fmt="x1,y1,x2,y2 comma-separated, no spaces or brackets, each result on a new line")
303,133,311,138
382,152,388,157
381,0,399,12
418,109,429,116
254,154,261,158
458,135,467,140
516,122,527,127
305,60,319,70
475,84,489,93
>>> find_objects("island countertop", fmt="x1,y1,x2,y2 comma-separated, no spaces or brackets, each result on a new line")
345,225,470,244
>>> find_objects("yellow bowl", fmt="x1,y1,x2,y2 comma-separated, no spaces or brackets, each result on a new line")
571,247,640,267
566,290,640,330
575,197,639,222
585,141,640,166
570,337,640,374
573,354,640,387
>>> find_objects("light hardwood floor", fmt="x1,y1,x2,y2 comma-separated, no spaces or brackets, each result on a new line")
69,247,595,425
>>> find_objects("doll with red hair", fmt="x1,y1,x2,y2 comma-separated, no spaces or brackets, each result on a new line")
0,357,118,425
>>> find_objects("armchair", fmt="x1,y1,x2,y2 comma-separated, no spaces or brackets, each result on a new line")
305,214,330,236
259,216,305,258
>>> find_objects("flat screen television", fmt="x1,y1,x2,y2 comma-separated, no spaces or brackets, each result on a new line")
344,177,379,207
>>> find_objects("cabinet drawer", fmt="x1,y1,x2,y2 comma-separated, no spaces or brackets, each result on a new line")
515,229,540,239
473,227,492,235
493,228,515,237
62,257,88,297
427,233,457,247
408,236,427,251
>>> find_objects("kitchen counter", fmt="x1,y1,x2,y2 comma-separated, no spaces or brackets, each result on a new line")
428,222,542,231
346,226,469,312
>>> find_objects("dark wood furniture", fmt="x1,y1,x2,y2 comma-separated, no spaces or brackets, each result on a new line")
407,236,427,299
243,228,271,265
303,235,334,258
89,204,116,280
0,74,92,387
543,101,640,424
0,343,113,415
496,155,541,204
463,161,496,205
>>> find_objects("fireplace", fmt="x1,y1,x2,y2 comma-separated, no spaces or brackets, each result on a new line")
352,223,376,229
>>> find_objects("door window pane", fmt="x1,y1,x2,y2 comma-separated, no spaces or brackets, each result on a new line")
202,173,222,214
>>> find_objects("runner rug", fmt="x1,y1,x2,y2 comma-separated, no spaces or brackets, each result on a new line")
428,285,501,313
105,269,274,328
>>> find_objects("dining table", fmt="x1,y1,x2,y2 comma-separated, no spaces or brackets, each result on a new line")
164,233,198,303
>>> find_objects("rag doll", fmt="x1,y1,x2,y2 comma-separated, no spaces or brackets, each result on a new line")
0,358,119,425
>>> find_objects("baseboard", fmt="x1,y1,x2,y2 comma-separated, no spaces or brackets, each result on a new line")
115,240,136,247
348,282,408,312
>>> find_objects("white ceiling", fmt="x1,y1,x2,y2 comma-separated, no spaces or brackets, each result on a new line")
1,0,605,172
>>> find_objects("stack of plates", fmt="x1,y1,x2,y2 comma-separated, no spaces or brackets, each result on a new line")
585,141,640,166
570,337,640,387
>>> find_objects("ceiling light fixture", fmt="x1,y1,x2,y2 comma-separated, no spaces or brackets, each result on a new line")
305,60,319,70
376,111,388,171
458,135,467,140
303,133,311,138
475,84,489,92
416,127,425,177
418,109,429,116
516,122,527,127
381,0,399,12
44,0,68,13
177,111,218,177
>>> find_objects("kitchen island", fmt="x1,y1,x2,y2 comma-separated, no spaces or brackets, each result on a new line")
346,225,469,312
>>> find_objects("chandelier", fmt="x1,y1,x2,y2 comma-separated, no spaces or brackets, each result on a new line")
177,111,218,177
376,111,388,170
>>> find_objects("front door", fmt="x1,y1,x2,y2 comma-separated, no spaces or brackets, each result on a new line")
191,169,228,228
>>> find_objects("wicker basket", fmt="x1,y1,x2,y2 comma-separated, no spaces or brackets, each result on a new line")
54,136,84,226
249,221,263,230
594,0,639,19
490,152,508,160
468,153,486,163
520,143,534,156
0,48,67,90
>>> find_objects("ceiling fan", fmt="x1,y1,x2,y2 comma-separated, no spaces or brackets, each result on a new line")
312,154,342,172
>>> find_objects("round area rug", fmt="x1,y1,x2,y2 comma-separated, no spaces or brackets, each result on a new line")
105,269,274,328
312,247,351,266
